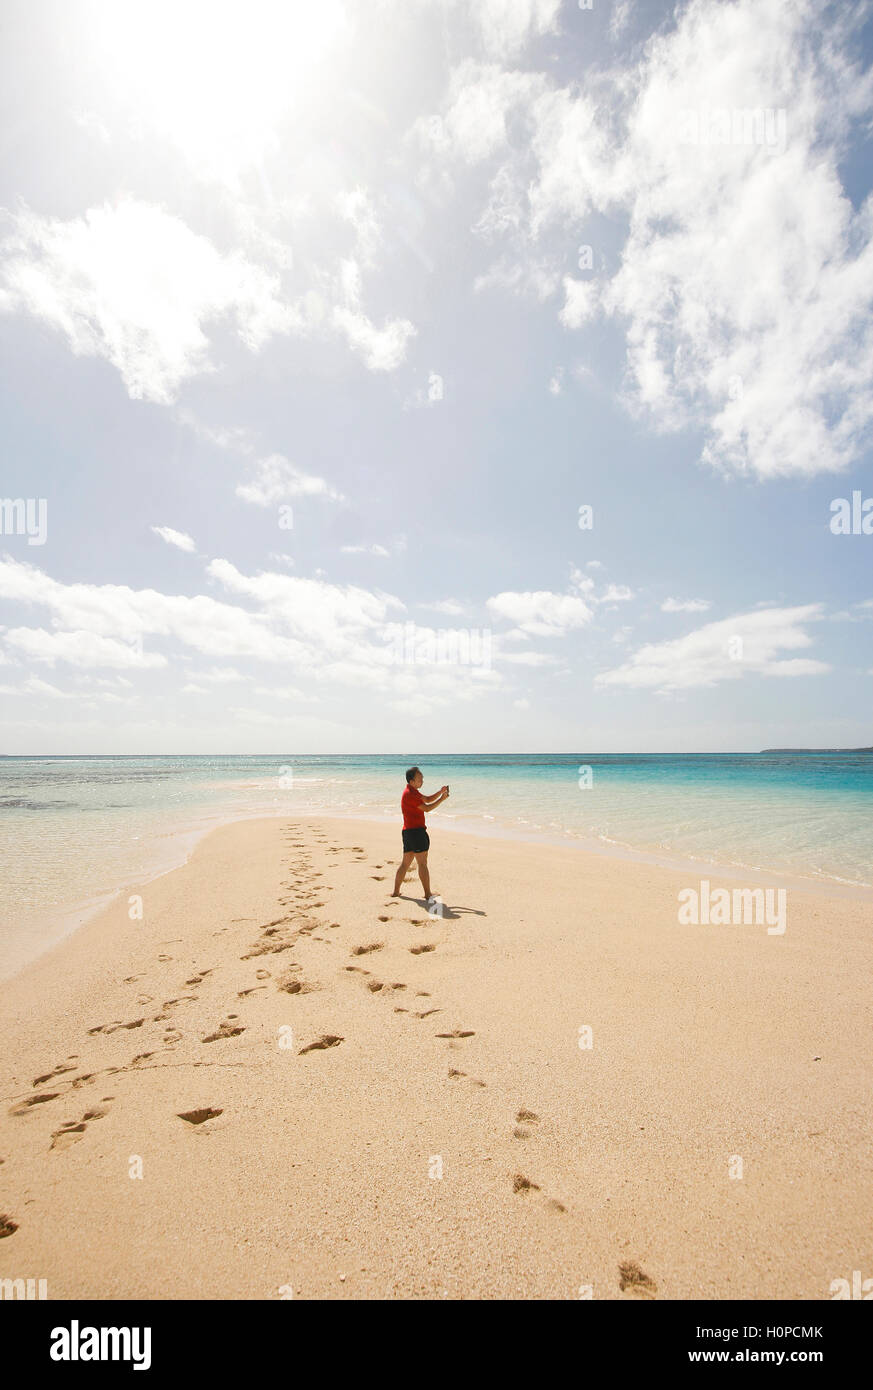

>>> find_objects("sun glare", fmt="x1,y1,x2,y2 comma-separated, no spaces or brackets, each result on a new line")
89,0,347,181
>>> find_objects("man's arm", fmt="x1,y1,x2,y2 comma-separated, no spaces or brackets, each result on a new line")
420,787,449,809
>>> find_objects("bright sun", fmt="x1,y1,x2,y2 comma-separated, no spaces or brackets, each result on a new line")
89,0,347,183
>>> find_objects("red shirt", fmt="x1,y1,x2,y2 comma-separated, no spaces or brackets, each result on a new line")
401,784,426,829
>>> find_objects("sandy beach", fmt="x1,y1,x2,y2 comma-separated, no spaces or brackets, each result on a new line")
0,816,870,1301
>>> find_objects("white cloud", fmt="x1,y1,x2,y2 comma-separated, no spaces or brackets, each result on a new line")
422,599,467,616
341,544,390,557
596,605,830,692
152,525,196,553
235,454,343,506
597,584,634,605
336,187,383,265
609,0,631,42
421,0,873,479
0,556,501,711
330,258,416,371
24,676,69,698
458,0,561,61
497,649,558,666
0,558,307,666
568,565,595,595
199,666,244,683
3,627,167,669
253,685,313,700
413,61,544,170
487,589,592,636
0,197,298,403
662,597,712,613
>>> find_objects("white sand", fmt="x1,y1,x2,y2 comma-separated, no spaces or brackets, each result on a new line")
0,816,870,1299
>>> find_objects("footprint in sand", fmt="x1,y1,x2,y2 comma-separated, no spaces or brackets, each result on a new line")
436,1029,475,1039
618,1261,658,1299
410,944,435,955
511,1173,566,1211
370,876,385,882
513,1107,540,1139
277,970,316,995
32,1063,75,1087
298,1034,343,1054
0,1213,18,1238
88,1018,145,1036
9,1091,60,1116
352,942,383,956
50,1105,110,1152
241,940,293,960
415,1008,442,1019
202,1020,246,1043
513,1173,540,1194
177,1107,223,1126
448,1068,486,1087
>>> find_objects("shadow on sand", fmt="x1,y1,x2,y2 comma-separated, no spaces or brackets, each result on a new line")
396,895,486,922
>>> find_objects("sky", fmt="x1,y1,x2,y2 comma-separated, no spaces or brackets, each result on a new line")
0,0,871,755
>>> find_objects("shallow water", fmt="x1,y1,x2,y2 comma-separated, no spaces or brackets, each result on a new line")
1,752,870,976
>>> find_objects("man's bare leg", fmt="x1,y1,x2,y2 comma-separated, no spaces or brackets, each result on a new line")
392,851,416,896
414,851,432,899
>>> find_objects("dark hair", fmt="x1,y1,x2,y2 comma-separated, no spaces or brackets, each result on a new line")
405,766,421,784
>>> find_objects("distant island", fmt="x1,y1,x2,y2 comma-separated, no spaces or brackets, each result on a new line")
760,747,873,753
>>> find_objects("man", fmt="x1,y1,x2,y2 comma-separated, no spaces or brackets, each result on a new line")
391,765,449,903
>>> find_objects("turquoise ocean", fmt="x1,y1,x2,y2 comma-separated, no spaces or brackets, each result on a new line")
1,752,870,977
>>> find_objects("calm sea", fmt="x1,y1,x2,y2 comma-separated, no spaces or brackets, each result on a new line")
1,752,870,976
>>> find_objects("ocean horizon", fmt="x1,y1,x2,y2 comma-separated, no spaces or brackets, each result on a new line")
2,750,870,978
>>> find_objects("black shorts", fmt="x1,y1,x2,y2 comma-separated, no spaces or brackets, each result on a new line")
402,827,430,854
